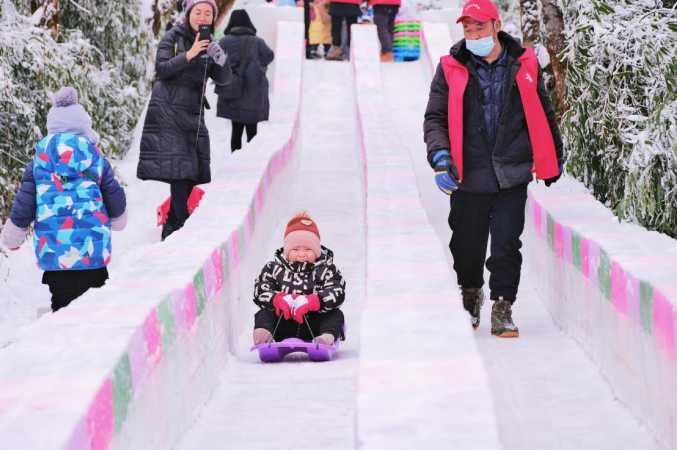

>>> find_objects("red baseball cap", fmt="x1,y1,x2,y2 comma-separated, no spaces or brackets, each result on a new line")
456,0,500,23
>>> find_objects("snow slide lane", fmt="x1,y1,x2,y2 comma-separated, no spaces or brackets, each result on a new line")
175,58,365,450
382,21,663,450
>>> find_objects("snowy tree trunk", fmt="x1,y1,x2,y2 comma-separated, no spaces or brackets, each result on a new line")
519,0,540,46
540,0,567,118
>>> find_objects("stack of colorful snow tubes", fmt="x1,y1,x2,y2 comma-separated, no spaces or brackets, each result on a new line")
392,19,421,62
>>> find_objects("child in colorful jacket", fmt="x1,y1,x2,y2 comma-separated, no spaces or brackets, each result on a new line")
252,212,346,346
0,87,127,312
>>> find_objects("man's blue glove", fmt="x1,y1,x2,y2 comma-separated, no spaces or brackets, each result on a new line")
431,149,459,195
544,163,564,187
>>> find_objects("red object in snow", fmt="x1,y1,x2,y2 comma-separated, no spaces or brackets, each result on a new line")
156,186,205,227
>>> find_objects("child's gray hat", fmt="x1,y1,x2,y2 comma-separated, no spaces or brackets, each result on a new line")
51,86,79,108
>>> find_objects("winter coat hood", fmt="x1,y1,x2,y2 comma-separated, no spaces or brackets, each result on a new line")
46,104,99,144
35,132,101,178
225,9,257,35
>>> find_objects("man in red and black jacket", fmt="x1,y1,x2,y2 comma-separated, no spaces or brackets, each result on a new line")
423,0,564,338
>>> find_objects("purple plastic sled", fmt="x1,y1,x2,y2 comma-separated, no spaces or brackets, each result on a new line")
251,337,338,362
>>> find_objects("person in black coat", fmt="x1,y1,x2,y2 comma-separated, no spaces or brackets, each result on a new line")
216,10,275,153
138,0,230,241
423,0,563,338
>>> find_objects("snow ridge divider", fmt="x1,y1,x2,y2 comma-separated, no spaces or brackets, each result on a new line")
525,187,677,449
350,24,503,450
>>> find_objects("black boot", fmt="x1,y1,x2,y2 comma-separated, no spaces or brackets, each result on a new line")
161,219,184,241
461,287,484,329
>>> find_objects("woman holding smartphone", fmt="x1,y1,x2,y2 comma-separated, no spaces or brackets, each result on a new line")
138,0,231,241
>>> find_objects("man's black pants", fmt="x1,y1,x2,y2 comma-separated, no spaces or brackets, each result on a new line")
448,184,528,303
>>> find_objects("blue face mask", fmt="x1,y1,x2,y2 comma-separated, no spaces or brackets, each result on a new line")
465,35,495,57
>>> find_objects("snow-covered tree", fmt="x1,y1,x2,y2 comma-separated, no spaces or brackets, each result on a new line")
0,0,153,221
562,0,676,237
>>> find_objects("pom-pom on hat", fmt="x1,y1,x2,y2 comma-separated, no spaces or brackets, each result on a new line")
283,211,321,259
51,86,79,108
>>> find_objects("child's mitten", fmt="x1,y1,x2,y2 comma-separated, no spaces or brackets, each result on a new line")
272,292,295,320
292,294,321,324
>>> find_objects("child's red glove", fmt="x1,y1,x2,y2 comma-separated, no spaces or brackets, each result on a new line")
272,292,295,320
292,294,321,324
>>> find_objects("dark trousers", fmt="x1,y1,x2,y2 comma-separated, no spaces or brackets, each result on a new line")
331,14,358,47
43,268,108,312
231,121,258,152
168,179,196,226
448,184,528,303
373,5,398,53
255,308,345,341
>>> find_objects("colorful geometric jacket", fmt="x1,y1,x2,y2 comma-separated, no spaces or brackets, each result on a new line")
9,133,126,271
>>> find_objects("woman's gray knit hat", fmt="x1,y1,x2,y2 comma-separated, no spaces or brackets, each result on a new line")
184,0,218,17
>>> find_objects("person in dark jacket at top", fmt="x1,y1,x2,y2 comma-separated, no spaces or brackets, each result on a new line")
216,9,275,153
423,0,564,338
137,0,231,241
1,87,127,312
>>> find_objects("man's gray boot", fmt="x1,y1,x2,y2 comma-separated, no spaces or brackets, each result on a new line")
491,297,519,338
461,287,484,329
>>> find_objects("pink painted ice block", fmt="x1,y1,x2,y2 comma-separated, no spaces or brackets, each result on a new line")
210,248,224,293
87,379,113,450
588,240,601,287
202,249,223,300
175,285,197,334
653,290,675,359
229,231,240,269
562,226,573,263
143,310,162,371
611,262,628,316
532,200,543,238
255,182,264,213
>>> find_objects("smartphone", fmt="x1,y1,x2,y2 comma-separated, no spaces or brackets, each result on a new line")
198,24,212,42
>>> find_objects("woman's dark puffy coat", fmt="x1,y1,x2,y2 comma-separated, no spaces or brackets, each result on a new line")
216,12,274,125
137,23,230,185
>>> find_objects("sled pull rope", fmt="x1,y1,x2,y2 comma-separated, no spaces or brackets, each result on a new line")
271,315,283,343
304,316,316,342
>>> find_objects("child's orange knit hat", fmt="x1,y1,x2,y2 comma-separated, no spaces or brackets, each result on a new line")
283,211,321,259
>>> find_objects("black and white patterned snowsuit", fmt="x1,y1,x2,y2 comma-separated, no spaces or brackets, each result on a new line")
253,246,346,341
